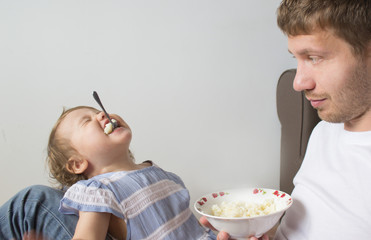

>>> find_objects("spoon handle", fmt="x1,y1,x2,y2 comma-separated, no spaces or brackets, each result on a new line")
92,91,116,127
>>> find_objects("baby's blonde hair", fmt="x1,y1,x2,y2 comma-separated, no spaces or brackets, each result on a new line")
47,106,134,187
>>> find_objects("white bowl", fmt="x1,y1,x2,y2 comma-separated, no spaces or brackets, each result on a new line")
194,188,292,239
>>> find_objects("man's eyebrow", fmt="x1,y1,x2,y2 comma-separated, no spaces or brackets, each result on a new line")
288,48,327,56
288,48,312,55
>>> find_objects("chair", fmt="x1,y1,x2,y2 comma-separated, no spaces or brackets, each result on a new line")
276,69,321,194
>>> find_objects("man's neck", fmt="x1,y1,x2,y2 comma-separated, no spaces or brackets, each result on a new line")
344,110,371,132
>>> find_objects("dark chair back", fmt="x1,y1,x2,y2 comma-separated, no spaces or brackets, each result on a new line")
276,69,321,194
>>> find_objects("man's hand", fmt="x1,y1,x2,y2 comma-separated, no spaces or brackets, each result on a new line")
199,216,230,240
248,236,270,240
199,216,270,240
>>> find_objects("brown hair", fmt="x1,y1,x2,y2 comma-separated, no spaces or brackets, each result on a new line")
47,106,135,187
277,0,371,56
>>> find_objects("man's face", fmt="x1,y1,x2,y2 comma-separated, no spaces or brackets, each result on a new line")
288,30,371,130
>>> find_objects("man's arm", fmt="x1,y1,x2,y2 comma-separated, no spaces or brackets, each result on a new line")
72,211,110,240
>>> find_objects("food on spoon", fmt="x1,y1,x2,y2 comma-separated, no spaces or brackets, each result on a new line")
104,119,117,135
211,199,276,218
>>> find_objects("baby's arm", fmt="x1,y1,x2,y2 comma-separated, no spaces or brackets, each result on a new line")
72,211,110,240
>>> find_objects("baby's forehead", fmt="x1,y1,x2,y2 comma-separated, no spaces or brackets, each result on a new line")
56,108,97,136
61,107,99,125
67,108,87,116
75,107,99,114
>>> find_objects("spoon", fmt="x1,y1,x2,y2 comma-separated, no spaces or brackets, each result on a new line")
92,91,118,129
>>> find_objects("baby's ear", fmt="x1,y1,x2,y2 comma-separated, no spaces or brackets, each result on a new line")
66,157,88,175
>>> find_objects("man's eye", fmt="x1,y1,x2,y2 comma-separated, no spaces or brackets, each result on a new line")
308,56,320,64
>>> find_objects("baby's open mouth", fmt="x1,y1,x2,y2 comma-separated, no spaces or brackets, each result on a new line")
104,119,118,135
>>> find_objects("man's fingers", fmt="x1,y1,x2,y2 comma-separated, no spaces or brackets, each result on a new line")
200,216,269,240
217,231,230,240
199,216,217,231
199,216,230,240
248,234,269,240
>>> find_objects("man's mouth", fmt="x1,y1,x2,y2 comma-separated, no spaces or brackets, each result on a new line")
305,92,328,109
308,98,326,108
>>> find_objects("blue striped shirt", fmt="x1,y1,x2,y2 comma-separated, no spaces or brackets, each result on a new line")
59,162,216,240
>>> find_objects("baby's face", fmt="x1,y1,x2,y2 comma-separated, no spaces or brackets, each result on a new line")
57,107,132,169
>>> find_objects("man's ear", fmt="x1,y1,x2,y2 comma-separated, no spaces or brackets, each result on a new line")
66,157,88,174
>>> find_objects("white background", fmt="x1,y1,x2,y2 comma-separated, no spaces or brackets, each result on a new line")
0,0,296,216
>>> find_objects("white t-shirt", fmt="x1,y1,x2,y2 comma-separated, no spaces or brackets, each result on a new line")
275,121,371,239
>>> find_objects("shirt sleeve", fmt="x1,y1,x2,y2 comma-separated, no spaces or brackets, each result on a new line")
59,180,124,219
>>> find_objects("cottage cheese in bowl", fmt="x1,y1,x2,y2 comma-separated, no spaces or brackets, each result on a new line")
211,198,276,218
195,188,292,239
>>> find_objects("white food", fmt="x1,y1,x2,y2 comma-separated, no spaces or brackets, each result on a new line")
211,199,276,218
104,119,117,135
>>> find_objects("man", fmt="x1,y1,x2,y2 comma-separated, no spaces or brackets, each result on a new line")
201,0,371,239
1,0,369,239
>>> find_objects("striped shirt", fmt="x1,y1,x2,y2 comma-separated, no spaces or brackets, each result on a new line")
59,162,216,240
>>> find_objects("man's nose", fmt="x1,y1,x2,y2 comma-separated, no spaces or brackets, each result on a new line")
293,65,315,92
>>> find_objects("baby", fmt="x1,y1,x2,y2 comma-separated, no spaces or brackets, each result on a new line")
47,106,216,240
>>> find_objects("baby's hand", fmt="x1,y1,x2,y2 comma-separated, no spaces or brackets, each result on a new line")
22,231,47,240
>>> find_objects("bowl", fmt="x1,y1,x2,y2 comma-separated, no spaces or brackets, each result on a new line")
194,188,292,239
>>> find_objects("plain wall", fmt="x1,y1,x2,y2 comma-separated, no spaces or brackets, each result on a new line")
0,0,296,217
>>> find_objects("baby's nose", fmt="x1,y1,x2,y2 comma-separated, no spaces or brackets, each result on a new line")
96,111,106,121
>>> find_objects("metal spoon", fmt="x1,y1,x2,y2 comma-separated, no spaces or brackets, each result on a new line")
92,91,118,129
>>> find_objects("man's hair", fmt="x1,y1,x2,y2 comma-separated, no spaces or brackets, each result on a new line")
47,106,134,187
277,0,371,56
